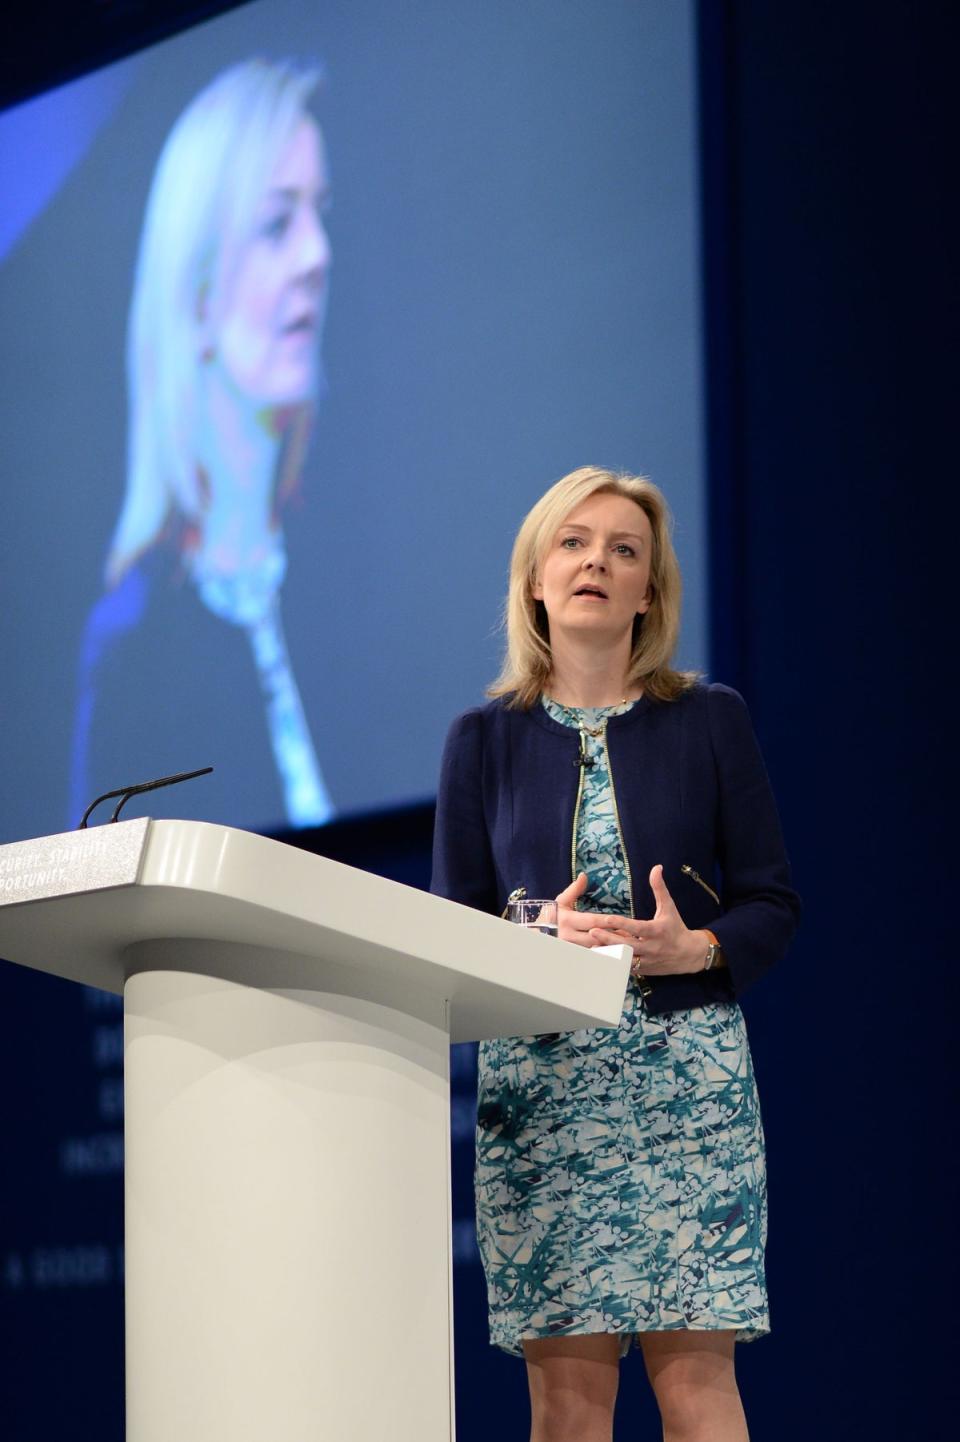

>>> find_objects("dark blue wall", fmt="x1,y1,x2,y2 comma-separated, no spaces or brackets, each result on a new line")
701,3,954,1437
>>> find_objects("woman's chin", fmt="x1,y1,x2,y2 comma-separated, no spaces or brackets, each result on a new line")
556,613,633,644
219,354,320,410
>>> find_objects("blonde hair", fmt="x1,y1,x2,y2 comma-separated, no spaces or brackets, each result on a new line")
488,466,699,708
106,58,321,586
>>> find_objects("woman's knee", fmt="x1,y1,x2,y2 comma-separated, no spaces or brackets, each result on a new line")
524,1334,621,1441
639,1331,744,1436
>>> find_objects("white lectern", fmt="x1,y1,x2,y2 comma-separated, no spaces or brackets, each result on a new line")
0,820,631,1442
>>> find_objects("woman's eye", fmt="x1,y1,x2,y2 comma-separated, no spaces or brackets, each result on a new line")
261,211,293,243
560,536,581,549
614,544,636,557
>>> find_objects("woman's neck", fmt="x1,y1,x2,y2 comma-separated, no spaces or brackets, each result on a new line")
194,363,285,576
544,635,641,708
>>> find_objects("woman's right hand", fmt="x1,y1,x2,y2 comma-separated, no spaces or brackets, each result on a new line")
555,871,598,948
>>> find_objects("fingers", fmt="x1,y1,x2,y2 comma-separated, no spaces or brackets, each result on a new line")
589,926,637,952
589,917,660,952
590,925,669,975
589,921,645,949
556,874,599,950
555,871,589,908
554,867,685,968
560,912,602,947
649,863,676,916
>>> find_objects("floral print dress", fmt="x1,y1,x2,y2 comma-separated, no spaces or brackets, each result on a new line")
474,698,769,1356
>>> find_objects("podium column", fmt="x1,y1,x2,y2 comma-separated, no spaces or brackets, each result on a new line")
124,941,454,1442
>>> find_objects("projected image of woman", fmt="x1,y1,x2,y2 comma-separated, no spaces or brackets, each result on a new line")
433,468,800,1440
71,59,334,827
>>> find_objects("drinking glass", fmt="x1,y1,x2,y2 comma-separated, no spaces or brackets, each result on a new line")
506,898,558,937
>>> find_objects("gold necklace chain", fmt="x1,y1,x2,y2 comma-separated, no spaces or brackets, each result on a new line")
580,697,628,737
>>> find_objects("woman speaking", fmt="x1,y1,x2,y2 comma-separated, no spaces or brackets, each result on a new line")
432,466,799,1441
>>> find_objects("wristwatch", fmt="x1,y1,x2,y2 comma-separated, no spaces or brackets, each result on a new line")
703,940,722,971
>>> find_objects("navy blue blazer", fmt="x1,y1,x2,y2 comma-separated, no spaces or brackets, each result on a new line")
431,683,800,1015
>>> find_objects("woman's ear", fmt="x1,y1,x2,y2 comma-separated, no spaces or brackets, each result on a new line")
636,583,653,616
531,576,544,601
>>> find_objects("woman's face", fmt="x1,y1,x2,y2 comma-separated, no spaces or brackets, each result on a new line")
215,116,331,406
532,491,654,645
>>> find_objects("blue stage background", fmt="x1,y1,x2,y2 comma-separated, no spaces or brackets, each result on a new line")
1,2,954,1437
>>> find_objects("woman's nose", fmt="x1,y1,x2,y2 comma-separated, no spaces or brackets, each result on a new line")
583,547,608,572
297,208,331,281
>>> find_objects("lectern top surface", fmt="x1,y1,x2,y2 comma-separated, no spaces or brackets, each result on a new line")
0,819,631,1042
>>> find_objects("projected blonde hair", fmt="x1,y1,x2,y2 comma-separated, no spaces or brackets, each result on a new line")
488,466,699,708
106,58,321,586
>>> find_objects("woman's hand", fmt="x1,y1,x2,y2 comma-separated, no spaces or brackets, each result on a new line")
555,871,598,948
557,865,709,975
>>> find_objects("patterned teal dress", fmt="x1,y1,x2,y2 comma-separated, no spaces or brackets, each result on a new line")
474,697,769,1356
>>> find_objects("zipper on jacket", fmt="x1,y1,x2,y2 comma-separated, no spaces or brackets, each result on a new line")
570,730,588,883
680,863,720,906
603,730,635,919
600,726,650,998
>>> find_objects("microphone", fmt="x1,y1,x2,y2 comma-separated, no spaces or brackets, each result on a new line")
574,748,595,769
78,766,214,828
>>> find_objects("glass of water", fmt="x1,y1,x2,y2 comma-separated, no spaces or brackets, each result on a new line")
507,898,558,936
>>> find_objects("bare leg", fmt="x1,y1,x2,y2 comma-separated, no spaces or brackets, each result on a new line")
523,1333,622,1442
639,1331,748,1442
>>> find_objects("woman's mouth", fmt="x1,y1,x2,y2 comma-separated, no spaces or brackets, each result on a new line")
282,312,316,336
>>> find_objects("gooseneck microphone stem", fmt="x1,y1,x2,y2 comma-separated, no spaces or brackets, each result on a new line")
78,766,214,829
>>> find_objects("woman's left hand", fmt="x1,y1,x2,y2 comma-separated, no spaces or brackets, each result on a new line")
588,864,709,976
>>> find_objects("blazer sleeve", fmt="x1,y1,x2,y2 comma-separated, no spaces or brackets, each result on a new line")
705,685,801,995
430,708,499,914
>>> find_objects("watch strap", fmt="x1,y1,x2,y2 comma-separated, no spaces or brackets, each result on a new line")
702,930,722,971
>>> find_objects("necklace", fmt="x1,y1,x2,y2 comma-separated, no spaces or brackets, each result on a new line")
564,697,629,737
581,717,611,737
